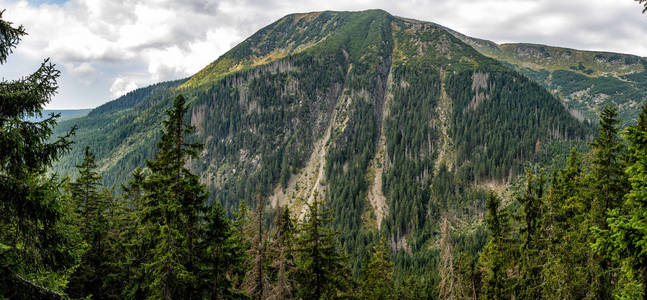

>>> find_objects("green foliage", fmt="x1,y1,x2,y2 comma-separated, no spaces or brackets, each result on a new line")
446,68,591,182
479,191,515,299
361,236,395,300
595,104,647,297
293,193,352,299
66,147,113,299
0,10,82,298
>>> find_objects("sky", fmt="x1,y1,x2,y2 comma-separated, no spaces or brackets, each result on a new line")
1,0,646,109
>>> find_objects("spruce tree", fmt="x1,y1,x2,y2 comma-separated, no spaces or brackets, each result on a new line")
0,10,82,299
590,105,628,229
542,149,590,298
70,146,104,235
135,94,207,299
589,105,628,298
198,201,247,299
293,192,351,299
479,191,514,300
121,168,150,299
66,146,111,299
362,234,394,300
517,172,545,299
595,104,647,298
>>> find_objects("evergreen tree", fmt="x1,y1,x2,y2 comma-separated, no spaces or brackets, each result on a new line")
362,235,394,300
293,192,351,299
590,105,628,229
517,172,545,299
70,146,104,234
589,105,628,298
66,146,111,299
0,10,82,299
637,0,647,13
135,94,207,299
121,168,150,299
479,191,514,300
595,104,647,298
542,149,590,298
198,201,247,299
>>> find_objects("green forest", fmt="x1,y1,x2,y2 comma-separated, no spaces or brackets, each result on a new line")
3,5,647,300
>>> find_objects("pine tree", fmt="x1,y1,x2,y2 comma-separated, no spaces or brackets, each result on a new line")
293,192,351,299
479,191,514,300
0,9,81,299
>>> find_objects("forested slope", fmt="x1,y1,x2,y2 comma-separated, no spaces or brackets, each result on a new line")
53,9,593,279
449,28,647,124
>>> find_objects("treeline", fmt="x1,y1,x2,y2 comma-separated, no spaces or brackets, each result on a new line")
440,104,647,299
1,90,407,299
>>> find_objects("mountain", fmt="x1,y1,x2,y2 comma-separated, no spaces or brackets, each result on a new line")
448,28,647,124
53,9,595,274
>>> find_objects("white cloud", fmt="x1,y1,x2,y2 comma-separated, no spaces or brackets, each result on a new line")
109,76,138,97
0,0,645,108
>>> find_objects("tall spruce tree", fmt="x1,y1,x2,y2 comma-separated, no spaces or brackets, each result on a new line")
590,105,628,229
595,104,647,299
293,192,351,299
517,172,545,299
479,191,514,300
66,146,111,299
0,10,82,299
121,168,150,299
136,94,207,299
589,105,628,298
542,149,590,298
198,201,247,299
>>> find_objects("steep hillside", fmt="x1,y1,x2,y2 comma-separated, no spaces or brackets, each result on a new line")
53,9,592,275
448,28,647,123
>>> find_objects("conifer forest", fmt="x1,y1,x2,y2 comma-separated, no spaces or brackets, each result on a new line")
3,2,647,299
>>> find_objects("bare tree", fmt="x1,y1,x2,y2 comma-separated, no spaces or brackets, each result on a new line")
438,215,466,300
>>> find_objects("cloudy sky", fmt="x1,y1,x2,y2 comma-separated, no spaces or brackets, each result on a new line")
1,0,646,109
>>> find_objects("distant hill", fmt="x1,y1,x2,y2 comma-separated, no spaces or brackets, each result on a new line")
26,109,92,122
447,28,647,124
